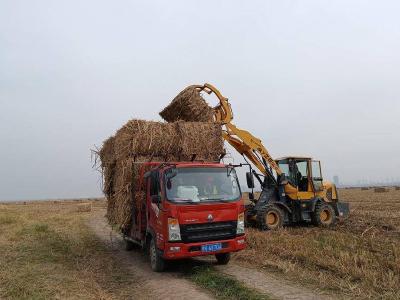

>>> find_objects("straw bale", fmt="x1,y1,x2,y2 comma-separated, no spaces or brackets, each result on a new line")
176,121,224,161
99,119,224,230
160,86,214,122
113,119,224,162
99,136,116,197
374,187,388,193
114,120,177,160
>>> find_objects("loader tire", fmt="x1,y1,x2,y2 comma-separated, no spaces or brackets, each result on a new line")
257,205,284,230
312,202,336,227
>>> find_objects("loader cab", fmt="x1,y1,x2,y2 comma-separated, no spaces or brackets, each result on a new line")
276,157,324,199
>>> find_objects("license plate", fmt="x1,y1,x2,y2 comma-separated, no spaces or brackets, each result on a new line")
201,243,222,252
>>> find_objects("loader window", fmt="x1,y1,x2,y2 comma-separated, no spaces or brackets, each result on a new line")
278,159,308,191
165,167,241,204
311,161,323,191
295,160,308,191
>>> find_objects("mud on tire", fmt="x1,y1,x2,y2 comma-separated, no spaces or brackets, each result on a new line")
149,238,165,272
257,204,284,230
312,202,337,227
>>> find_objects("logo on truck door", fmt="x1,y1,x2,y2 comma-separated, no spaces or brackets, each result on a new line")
207,214,214,222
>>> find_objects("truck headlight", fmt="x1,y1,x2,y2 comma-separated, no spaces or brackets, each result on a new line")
237,212,245,235
168,218,181,241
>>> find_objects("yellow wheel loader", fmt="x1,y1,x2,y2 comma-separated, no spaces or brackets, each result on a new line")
194,83,350,230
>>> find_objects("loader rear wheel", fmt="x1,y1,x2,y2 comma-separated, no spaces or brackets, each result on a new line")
257,205,284,230
149,238,165,272
312,202,336,227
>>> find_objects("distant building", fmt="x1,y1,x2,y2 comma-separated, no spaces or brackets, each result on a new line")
333,175,340,187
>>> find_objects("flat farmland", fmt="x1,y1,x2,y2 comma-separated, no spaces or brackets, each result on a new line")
236,188,400,299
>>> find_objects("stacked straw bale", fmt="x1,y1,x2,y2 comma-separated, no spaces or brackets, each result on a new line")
159,86,214,122
99,119,224,230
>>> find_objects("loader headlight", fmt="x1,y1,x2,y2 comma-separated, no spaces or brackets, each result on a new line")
168,218,181,241
237,212,245,235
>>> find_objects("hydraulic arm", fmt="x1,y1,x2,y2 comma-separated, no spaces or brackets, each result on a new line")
193,83,282,181
192,83,349,230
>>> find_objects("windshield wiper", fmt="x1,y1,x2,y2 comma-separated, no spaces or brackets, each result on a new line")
203,198,232,203
170,199,201,204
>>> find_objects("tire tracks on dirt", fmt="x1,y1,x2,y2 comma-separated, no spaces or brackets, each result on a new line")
87,208,213,300
215,263,333,300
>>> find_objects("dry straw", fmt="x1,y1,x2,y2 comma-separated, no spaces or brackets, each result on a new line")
159,86,214,122
77,203,92,212
98,119,224,230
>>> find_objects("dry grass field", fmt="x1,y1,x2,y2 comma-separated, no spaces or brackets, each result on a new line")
0,200,150,300
0,200,269,300
1,188,399,299
235,188,400,299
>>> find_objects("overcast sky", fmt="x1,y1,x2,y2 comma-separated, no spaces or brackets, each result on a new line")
1,0,400,201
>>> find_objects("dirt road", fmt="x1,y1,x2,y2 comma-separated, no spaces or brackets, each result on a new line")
88,209,213,300
88,208,333,300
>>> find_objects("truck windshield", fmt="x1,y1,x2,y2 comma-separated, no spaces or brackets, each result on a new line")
165,167,241,204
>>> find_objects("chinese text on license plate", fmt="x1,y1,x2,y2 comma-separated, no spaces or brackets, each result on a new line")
201,243,222,252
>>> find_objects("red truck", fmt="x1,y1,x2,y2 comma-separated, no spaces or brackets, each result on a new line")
123,162,246,272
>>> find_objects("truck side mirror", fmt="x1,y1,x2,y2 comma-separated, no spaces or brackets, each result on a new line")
165,168,177,179
279,173,289,185
151,195,161,204
246,172,255,189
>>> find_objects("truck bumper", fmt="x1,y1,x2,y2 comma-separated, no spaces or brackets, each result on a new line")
334,202,350,218
162,236,246,260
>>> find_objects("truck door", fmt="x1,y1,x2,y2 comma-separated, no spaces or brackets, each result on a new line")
147,171,163,246
294,160,314,200
311,160,324,192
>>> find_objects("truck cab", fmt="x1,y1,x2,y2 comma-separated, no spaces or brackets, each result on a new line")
125,162,246,272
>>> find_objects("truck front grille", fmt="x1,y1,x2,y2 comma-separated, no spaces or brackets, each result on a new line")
180,221,237,243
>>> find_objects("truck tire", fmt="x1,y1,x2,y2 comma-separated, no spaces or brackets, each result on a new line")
257,205,284,230
312,202,336,227
149,238,165,272
125,239,135,251
215,253,231,265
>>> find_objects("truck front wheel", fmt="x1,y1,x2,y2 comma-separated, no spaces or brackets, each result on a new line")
215,253,231,265
149,238,165,272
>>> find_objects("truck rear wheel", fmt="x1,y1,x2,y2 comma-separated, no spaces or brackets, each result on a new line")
149,238,165,272
257,205,284,230
312,202,336,227
215,253,231,265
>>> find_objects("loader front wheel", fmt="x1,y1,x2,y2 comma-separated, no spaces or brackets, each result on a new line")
312,202,336,227
257,205,284,230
